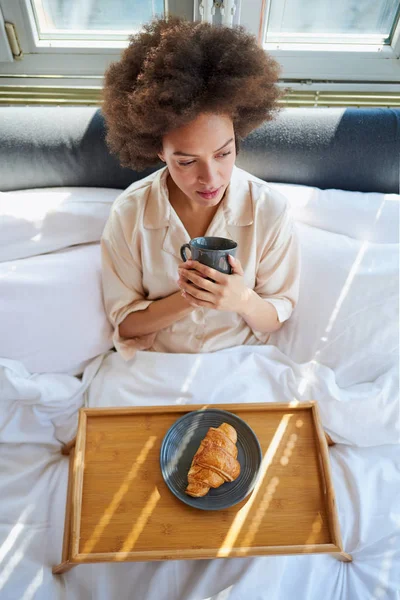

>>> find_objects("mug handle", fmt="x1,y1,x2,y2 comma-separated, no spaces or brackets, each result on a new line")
180,243,191,262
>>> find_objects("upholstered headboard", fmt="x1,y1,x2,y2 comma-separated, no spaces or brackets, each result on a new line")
0,106,399,193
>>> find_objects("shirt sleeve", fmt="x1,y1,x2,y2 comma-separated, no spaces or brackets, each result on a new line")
253,197,301,339
101,207,156,360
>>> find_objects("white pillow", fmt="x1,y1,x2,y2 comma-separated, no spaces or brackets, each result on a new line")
0,187,121,262
270,222,399,387
270,183,399,244
0,243,113,374
2,183,397,260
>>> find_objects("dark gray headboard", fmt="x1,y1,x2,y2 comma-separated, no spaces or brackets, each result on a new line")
0,106,399,193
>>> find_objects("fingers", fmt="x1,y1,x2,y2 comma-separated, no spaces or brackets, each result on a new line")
182,260,226,283
228,255,244,276
182,290,215,309
178,268,217,291
179,261,194,271
179,278,214,303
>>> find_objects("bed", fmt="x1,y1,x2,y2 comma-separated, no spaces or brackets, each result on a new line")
0,106,399,600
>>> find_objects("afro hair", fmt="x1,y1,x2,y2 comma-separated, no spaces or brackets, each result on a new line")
102,17,282,170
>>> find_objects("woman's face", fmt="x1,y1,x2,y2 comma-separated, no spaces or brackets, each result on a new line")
159,113,236,208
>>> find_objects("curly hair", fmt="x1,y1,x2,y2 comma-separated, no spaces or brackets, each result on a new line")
102,17,281,170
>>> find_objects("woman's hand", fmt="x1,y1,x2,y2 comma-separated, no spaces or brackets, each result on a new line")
177,256,250,314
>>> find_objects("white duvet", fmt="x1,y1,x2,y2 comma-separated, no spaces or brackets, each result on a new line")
1,348,399,600
0,181,399,600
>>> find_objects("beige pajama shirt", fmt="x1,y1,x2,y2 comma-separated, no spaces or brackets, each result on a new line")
101,165,300,361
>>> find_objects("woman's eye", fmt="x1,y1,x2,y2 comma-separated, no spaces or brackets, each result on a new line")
178,151,231,167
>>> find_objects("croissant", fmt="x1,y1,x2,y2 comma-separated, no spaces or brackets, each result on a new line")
186,422,240,497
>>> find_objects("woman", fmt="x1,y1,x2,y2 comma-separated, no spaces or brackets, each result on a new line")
101,17,300,360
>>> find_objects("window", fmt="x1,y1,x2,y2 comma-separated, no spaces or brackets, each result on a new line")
245,0,400,88
0,0,399,93
31,0,165,40
265,0,399,43
0,0,192,89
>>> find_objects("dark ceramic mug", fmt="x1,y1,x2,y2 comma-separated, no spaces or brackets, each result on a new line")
180,236,238,274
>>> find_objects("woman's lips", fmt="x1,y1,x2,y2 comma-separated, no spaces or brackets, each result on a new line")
196,187,221,200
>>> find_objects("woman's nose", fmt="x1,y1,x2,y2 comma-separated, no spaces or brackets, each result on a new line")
198,165,215,186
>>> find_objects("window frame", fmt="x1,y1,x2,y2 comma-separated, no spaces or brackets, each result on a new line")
0,0,400,91
0,7,13,62
0,0,185,86
241,0,400,84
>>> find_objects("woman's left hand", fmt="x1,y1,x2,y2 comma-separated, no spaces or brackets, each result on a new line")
177,255,250,314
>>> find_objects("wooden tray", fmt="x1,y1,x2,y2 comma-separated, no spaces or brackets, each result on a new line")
53,402,351,574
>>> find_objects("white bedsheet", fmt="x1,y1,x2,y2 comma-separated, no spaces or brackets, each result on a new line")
1,347,399,600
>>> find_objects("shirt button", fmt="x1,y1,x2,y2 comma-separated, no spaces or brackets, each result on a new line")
192,308,205,325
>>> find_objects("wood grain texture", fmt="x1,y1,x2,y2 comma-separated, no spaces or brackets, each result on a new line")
311,403,344,551
52,449,76,575
69,403,343,562
71,410,87,559
73,543,339,563
82,402,315,417
61,448,75,562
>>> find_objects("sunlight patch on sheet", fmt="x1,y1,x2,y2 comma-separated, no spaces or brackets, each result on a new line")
325,240,369,335
323,194,387,337
21,567,44,600
175,356,203,404
0,505,33,563
0,530,35,591
373,535,398,599
297,360,318,397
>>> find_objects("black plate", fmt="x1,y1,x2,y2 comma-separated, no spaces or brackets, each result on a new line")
160,408,262,510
